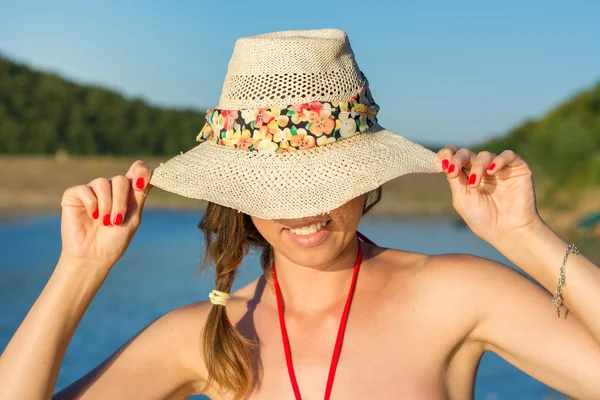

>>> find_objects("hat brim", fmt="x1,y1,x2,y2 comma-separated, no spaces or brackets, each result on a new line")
149,126,443,220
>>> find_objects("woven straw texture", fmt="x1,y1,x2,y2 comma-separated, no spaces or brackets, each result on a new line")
218,29,363,109
150,126,441,219
149,29,443,219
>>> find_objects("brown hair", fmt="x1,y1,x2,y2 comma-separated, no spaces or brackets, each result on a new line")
197,188,381,399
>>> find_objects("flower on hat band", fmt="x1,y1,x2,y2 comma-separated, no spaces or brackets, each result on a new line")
196,81,380,154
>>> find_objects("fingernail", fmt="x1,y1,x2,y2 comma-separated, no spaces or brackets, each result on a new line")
488,163,496,171
441,159,449,170
469,174,476,185
135,177,145,190
92,210,99,219
113,213,123,226
448,164,455,173
102,214,111,226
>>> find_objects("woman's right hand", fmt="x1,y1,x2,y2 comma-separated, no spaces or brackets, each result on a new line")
58,160,153,270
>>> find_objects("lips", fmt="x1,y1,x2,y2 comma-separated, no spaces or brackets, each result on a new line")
282,220,331,248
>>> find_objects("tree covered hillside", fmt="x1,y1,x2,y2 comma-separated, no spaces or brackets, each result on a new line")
474,82,600,190
0,56,205,155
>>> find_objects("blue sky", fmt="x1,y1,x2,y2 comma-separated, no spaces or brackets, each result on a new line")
1,0,599,146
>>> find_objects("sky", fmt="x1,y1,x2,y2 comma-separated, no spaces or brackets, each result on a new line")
1,0,599,146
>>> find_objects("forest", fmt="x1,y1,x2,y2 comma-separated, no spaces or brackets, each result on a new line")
0,56,205,156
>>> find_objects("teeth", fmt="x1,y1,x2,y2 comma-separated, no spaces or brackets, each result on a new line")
289,221,328,236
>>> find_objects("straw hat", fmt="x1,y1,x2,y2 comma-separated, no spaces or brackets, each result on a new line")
149,29,443,219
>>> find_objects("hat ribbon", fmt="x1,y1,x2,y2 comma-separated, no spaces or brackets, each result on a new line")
196,82,380,154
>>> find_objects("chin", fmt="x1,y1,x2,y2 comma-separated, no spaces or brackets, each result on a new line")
279,245,341,269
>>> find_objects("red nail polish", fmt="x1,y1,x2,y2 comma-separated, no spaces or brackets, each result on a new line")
441,159,449,170
92,210,99,219
103,214,111,226
469,174,476,185
135,177,145,190
488,163,496,171
113,213,123,226
448,164,455,173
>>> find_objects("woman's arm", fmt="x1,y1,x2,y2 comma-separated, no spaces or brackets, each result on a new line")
0,160,207,399
0,257,109,399
0,258,210,400
468,221,600,399
435,144,600,396
493,219,600,347
428,249,600,399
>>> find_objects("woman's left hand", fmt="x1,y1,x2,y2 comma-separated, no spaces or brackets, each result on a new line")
438,145,544,244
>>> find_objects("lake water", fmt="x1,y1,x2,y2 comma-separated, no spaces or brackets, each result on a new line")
0,210,567,399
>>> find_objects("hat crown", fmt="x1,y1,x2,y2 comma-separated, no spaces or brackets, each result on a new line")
218,29,365,109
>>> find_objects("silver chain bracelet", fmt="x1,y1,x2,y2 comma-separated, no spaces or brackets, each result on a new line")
551,242,580,318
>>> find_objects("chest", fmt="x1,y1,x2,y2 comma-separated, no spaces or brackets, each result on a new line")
238,302,468,399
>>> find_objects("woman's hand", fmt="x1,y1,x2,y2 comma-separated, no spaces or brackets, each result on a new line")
59,160,153,269
437,145,543,244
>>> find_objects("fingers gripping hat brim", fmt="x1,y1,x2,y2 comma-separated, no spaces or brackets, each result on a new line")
149,126,442,220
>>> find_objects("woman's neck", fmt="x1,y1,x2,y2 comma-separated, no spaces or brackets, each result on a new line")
271,234,360,314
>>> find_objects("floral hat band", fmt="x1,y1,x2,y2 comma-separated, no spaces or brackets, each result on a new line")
196,80,380,153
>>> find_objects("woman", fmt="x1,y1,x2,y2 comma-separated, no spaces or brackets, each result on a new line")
1,29,600,400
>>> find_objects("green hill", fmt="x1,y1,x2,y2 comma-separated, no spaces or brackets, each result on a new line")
473,82,600,191
0,55,206,156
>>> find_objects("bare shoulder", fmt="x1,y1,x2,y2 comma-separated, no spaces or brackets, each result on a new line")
159,277,264,366
421,252,522,279
137,278,264,397
417,252,553,339
54,282,265,400
361,243,430,276
53,300,216,399
421,252,533,296
145,300,213,381
414,251,533,304
368,246,534,328
362,244,524,293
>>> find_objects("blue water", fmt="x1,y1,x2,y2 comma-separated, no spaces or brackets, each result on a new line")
0,210,566,399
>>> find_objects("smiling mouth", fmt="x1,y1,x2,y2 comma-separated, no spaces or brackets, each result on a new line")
283,220,331,236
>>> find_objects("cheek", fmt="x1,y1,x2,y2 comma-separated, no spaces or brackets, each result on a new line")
329,195,364,231
250,217,280,244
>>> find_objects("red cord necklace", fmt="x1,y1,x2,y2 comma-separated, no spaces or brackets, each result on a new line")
272,232,374,400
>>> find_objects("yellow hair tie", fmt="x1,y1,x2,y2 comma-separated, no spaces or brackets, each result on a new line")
208,289,231,306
